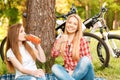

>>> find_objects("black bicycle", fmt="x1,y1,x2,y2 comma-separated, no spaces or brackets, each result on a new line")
0,37,7,62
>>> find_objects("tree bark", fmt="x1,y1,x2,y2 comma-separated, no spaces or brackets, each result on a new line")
112,0,119,30
113,10,118,30
25,0,56,72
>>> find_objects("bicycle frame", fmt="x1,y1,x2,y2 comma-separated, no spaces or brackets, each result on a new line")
85,19,117,57
84,11,118,58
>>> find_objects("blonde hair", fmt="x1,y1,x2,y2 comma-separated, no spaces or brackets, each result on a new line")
5,23,36,73
61,14,83,61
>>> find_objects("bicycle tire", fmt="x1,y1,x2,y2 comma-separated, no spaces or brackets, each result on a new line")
0,37,7,62
83,32,110,67
97,34,120,59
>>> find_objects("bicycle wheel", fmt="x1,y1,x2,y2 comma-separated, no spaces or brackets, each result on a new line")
108,34,120,57
0,37,7,62
83,32,110,68
97,34,120,58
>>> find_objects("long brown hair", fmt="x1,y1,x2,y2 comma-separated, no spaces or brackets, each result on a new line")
61,14,83,61
5,23,36,73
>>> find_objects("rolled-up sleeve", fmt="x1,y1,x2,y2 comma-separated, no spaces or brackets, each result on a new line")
51,40,60,58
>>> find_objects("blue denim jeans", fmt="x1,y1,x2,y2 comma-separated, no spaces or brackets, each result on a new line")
16,75,46,80
51,56,95,80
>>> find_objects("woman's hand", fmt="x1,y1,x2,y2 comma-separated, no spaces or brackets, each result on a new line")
59,34,68,43
68,70,73,75
33,69,45,78
53,34,68,51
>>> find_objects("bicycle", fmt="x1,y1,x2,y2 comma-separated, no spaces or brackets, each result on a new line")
83,2,120,64
56,4,110,67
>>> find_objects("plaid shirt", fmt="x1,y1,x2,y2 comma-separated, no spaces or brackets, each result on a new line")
51,37,92,71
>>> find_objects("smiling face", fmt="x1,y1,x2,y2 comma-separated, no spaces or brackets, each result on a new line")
18,26,26,41
66,17,78,34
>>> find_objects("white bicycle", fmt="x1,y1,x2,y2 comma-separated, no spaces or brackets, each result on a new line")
83,2,120,67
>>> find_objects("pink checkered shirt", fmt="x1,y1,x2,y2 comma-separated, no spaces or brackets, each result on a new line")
51,37,92,71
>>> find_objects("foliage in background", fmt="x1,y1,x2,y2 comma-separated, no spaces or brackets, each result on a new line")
4,7,19,26
0,0,120,30
0,0,26,41
0,57,8,75
0,0,26,27
0,26,7,42
56,0,120,30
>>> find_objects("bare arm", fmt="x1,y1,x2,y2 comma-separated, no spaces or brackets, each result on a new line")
8,57,45,77
34,44,46,63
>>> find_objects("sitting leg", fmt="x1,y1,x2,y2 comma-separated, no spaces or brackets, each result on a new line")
52,64,75,80
72,56,94,80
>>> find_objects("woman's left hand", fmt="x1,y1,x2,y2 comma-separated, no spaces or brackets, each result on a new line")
68,70,73,75
34,69,45,78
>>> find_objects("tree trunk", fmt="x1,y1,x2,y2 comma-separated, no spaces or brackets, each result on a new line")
112,0,119,30
113,10,118,30
25,0,56,73
85,4,89,19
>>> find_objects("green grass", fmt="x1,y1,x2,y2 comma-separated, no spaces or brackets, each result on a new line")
0,57,8,75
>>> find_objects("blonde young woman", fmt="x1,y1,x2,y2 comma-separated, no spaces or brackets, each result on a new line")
51,14,94,80
5,23,46,80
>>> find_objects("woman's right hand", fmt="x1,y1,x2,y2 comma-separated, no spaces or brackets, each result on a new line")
54,34,68,51
58,34,68,43
33,69,45,78
68,70,73,75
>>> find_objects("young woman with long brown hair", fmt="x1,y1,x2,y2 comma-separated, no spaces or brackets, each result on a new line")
5,23,46,80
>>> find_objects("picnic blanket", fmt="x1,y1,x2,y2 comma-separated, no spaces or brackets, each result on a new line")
0,74,57,80
0,74,106,80
0,74,15,80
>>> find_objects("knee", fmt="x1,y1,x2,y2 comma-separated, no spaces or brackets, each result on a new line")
51,64,59,72
80,56,92,67
82,56,91,62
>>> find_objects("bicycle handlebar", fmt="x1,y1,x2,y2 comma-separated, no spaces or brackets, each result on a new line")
83,2,107,28
56,4,77,19
95,2,107,18
56,4,77,31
